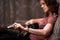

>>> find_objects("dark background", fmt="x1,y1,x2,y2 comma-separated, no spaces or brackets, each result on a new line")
0,0,60,27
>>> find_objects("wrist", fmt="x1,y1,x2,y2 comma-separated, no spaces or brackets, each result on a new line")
24,26,29,32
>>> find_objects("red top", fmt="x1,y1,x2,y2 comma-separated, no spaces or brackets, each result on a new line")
29,14,58,40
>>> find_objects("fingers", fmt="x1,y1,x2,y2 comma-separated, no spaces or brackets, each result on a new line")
13,23,21,29
13,23,25,29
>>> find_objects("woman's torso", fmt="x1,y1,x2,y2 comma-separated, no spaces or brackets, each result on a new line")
29,14,58,40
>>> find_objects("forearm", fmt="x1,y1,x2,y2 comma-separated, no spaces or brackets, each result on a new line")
29,28,45,36
23,27,46,36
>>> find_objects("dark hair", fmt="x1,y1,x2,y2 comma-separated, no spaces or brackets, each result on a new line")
38,0,59,15
44,0,59,14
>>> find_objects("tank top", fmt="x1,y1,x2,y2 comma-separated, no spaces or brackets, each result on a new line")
29,14,58,40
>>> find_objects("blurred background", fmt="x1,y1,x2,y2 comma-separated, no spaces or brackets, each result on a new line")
0,0,60,27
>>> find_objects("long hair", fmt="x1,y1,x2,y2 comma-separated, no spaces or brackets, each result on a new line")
44,0,59,14
38,0,59,17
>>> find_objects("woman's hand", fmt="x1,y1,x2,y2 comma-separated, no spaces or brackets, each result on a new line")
13,23,23,29
13,23,28,31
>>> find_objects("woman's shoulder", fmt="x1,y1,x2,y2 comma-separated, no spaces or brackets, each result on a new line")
47,14,58,24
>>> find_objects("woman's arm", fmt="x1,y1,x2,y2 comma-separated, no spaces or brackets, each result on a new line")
14,17,55,36
23,23,53,36
25,18,44,25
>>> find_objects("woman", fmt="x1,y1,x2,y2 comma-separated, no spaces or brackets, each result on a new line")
13,0,59,40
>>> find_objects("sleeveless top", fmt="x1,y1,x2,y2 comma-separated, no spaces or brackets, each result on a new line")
29,14,58,40
48,16,60,40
